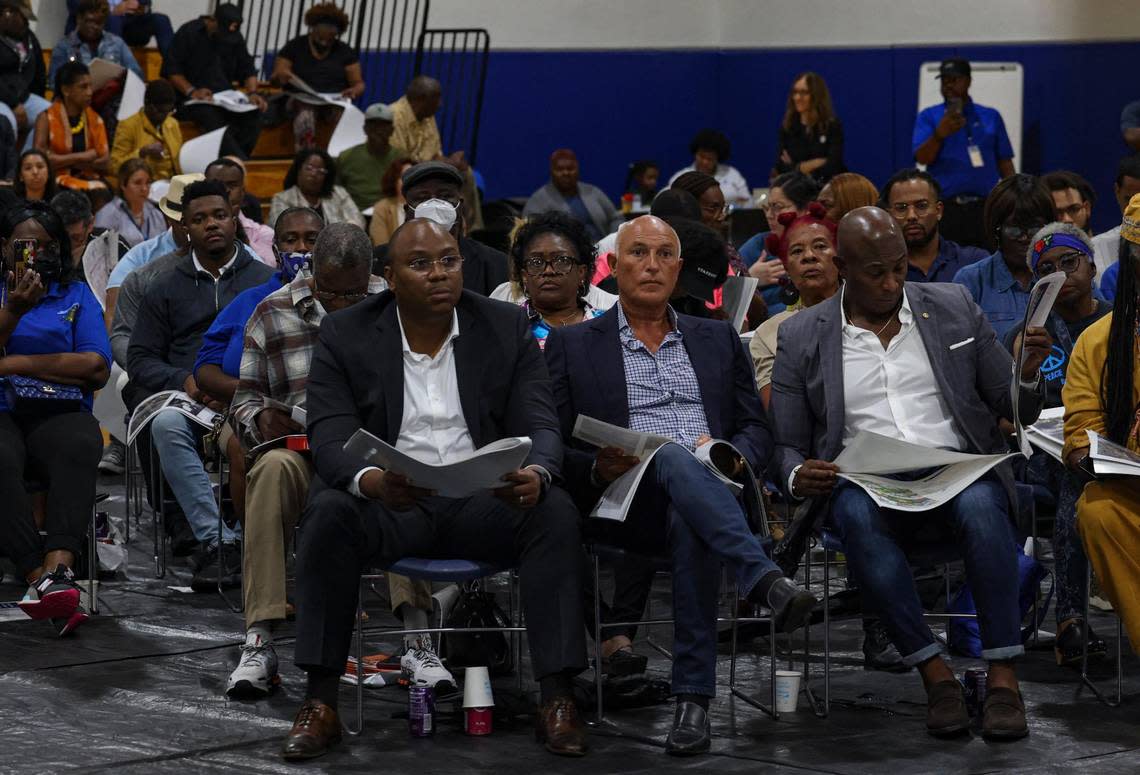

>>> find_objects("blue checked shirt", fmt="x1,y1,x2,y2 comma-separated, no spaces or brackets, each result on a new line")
618,304,710,450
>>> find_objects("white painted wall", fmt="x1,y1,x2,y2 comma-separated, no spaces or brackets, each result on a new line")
30,0,1140,50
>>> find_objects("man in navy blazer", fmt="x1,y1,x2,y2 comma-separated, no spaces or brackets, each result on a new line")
770,207,1051,741
545,215,815,756
283,221,589,760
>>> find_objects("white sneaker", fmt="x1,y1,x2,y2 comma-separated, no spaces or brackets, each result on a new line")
401,634,456,693
226,637,280,699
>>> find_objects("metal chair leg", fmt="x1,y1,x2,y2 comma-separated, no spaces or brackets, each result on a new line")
591,552,606,725
214,451,242,613
149,440,166,579
88,503,99,615
345,591,366,736
1080,566,1123,707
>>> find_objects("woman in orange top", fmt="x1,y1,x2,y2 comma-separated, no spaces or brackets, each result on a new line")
33,60,109,192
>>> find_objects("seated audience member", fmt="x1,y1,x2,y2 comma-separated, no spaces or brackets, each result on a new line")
34,61,110,192
0,0,47,146
664,216,730,319
110,79,182,184
508,212,614,349
390,75,481,230
0,201,111,636
162,4,267,159
668,128,750,205
339,103,405,213
103,172,200,331
773,72,845,184
0,117,14,179
126,180,275,590
283,219,589,760
224,222,449,701
545,214,815,756
524,149,622,242
953,173,1054,340
771,206,1049,741
881,168,989,283
817,172,877,224
95,158,165,247
1092,154,1140,290
367,156,415,246
65,0,174,54
372,161,508,295
269,2,364,151
1004,223,1111,667
1063,196,1140,659
13,149,56,203
624,159,659,208
1041,170,1094,234
740,172,820,312
205,157,275,266
593,187,703,267
51,189,129,284
269,149,365,230
49,0,143,134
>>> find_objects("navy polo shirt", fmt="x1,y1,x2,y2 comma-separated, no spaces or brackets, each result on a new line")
0,281,112,413
907,236,990,284
912,100,1014,198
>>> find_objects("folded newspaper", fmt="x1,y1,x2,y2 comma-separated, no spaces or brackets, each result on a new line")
831,431,1019,513
125,390,222,445
185,89,259,113
342,429,532,498
1011,270,1066,456
1086,430,1140,476
1024,406,1065,462
572,415,752,522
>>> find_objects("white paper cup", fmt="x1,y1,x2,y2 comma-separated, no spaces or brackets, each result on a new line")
774,670,802,713
462,666,494,708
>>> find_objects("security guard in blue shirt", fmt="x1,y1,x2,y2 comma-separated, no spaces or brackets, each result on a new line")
913,58,1015,249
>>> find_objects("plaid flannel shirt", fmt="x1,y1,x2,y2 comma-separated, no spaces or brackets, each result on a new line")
231,274,386,448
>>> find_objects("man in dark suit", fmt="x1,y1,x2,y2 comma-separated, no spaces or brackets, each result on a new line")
770,207,1051,741
545,215,815,757
371,161,508,295
282,219,588,761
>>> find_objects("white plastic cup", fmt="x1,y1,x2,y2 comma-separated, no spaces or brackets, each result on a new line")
774,670,802,713
462,666,494,708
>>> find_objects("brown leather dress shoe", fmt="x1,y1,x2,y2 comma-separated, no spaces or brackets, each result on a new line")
535,696,588,757
282,699,342,761
925,679,970,738
982,686,1029,741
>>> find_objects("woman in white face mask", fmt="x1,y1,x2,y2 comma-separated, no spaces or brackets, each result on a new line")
269,149,366,231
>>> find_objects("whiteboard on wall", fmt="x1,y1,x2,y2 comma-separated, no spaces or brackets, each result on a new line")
917,61,1023,170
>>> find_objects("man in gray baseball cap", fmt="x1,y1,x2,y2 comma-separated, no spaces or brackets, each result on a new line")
336,101,406,211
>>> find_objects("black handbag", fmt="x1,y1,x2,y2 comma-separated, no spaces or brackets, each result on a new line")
4,375,83,415
439,585,515,676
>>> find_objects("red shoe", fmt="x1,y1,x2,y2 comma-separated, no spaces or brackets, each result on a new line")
18,565,82,621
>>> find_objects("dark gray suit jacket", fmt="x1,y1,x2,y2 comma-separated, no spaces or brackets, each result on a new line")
769,281,1044,510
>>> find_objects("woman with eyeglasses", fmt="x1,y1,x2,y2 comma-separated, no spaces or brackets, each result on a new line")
269,148,365,230
773,72,845,185
508,212,614,350
953,174,1056,340
1061,192,1140,666
1003,223,1111,669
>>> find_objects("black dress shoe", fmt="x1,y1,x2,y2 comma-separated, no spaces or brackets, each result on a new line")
281,699,342,760
601,647,648,678
767,577,817,634
1055,619,1108,667
862,620,909,672
665,700,711,756
926,679,970,738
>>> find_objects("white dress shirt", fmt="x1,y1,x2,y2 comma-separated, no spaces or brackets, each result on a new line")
840,287,966,451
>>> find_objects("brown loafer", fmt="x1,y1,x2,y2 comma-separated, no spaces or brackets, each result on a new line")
926,679,970,738
282,699,342,761
535,696,588,757
982,686,1028,741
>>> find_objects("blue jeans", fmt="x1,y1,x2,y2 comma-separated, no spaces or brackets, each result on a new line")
596,443,780,697
150,411,238,548
831,478,1023,665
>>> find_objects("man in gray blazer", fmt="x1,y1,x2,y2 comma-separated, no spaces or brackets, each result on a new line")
770,207,1052,742
523,149,623,242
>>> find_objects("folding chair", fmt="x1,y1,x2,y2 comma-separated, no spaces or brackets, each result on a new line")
1079,565,1124,707
345,558,524,736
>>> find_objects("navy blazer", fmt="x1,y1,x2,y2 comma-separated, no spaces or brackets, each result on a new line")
544,305,772,502
306,290,563,491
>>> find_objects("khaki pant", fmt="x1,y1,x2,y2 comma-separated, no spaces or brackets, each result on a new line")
1077,479,1140,653
242,448,431,628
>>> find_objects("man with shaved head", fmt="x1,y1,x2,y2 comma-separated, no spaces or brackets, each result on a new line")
284,219,589,759
546,214,815,757
770,206,1052,741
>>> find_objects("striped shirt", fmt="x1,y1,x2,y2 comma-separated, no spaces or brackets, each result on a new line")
617,304,709,450
231,273,386,447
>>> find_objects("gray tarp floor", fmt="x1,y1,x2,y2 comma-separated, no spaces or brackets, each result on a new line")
1,482,1138,774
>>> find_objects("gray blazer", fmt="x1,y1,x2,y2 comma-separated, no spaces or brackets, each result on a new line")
522,182,623,236
769,281,1044,511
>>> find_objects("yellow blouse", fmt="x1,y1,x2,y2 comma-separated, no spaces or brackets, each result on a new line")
1062,312,1140,458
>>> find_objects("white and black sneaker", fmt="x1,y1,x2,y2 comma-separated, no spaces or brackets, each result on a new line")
400,634,456,693
98,439,126,475
226,632,280,699
19,564,82,622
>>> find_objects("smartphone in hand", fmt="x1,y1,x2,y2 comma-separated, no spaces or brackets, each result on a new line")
946,97,964,115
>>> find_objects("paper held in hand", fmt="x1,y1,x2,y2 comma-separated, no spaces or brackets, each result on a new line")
125,390,222,445
831,431,1019,513
185,89,260,113
342,430,532,498
1086,430,1140,476
1011,270,1066,457
571,415,748,522
1023,407,1065,462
